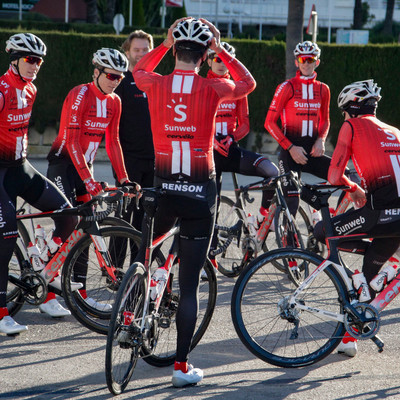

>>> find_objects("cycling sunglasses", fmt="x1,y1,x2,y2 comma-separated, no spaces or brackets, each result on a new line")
23,56,43,66
211,56,223,64
100,70,124,82
297,56,318,64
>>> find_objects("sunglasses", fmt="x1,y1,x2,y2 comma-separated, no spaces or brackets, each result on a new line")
100,70,124,82
211,56,223,64
297,56,318,64
23,56,43,66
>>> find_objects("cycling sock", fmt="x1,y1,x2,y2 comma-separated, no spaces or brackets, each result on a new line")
174,361,188,373
44,292,56,303
342,331,357,343
0,307,8,319
79,289,88,299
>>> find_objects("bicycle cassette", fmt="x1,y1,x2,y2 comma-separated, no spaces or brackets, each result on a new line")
344,303,380,340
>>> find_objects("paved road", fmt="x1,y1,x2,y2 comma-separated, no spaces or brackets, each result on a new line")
2,158,400,400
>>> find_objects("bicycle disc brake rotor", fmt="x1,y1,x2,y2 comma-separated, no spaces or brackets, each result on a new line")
344,303,380,340
21,272,48,305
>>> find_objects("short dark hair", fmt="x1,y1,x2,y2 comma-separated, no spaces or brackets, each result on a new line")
175,41,207,64
121,30,153,52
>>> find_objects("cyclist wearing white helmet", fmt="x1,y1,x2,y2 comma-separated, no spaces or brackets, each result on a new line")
0,33,78,331
315,79,400,358
265,40,335,219
206,41,278,264
46,48,138,311
133,17,256,387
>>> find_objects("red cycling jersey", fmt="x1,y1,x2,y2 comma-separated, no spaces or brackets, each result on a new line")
133,44,256,182
206,70,249,142
47,82,127,183
329,115,400,195
265,71,330,150
0,67,36,166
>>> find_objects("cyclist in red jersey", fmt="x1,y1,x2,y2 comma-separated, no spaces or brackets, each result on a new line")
47,48,138,311
314,80,400,357
206,41,278,264
0,34,78,334
133,17,256,387
265,41,332,218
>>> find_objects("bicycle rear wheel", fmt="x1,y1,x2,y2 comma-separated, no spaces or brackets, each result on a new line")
142,257,217,367
7,238,27,316
215,196,245,277
231,249,346,368
105,262,147,395
62,227,164,334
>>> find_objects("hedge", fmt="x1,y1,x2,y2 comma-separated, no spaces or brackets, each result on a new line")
1,28,400,149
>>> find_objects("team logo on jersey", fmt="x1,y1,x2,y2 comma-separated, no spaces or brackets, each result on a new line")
219,102,236,110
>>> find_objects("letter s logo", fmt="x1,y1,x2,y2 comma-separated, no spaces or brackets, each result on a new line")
384,129,396,141
174,104,187,122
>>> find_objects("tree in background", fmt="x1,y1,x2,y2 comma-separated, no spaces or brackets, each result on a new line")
85,0,99,23
383,0,395,35
353,0,363,29
285,0,304,79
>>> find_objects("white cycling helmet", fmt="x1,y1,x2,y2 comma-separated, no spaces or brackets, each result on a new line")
293,41,320,58
173,18,213,47
208,41,235,58
6,33,46,57
92,48,128,72
338,79,382,111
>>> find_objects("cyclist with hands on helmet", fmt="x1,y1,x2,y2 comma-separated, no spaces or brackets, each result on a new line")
133,17,256,387
47,48,139,310
265,41,333,219
207,41,278,265
314,79,400,357
0,33,78,333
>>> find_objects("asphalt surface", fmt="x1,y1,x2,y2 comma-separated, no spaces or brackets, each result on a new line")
2,158,400,400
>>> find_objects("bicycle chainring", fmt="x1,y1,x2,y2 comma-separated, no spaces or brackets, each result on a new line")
21,272,48,305
344,303,380,340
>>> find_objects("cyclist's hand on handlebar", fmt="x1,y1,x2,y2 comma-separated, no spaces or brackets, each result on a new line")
289,145,308,165
120,179,142,198
85,178,103,197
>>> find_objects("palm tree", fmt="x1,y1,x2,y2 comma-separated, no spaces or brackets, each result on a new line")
286,0,304,79
383,0,395,35
353,0,363,29
85,0,99,24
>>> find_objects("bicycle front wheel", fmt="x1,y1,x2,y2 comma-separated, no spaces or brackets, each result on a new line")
142,257,218,367
231,249,346,368
105,262,147,395
62,227,164,335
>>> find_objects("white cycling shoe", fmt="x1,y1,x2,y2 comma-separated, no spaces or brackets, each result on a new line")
337,339,358,357
172,365,203,388
0,316,28,335
39,299,71,318
86,297,112,312
48,276,83,292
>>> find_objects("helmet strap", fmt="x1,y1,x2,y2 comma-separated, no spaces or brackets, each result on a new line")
11,60,28,83
94,69,107,95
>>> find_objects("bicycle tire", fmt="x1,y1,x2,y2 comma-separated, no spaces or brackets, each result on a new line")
7,239,27,316
62,226,164,335
231,248,346,368
17,220,30,247
297,204,326,257
215,196,245,277
142,257,218,367
105,262,147,395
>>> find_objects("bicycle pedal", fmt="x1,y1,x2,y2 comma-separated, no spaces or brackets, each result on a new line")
159,317,171,328
370,335,384,353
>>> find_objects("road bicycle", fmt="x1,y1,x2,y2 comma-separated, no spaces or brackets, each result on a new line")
7,187,161,334
105,187,217,395
231,181,398,368
211,171,307,278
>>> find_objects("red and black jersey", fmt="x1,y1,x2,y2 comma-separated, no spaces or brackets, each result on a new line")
133,44,256,182
47,82,127,183
206,70,249,142
0,67,36,166
329,115,400,195
265,71,330,150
